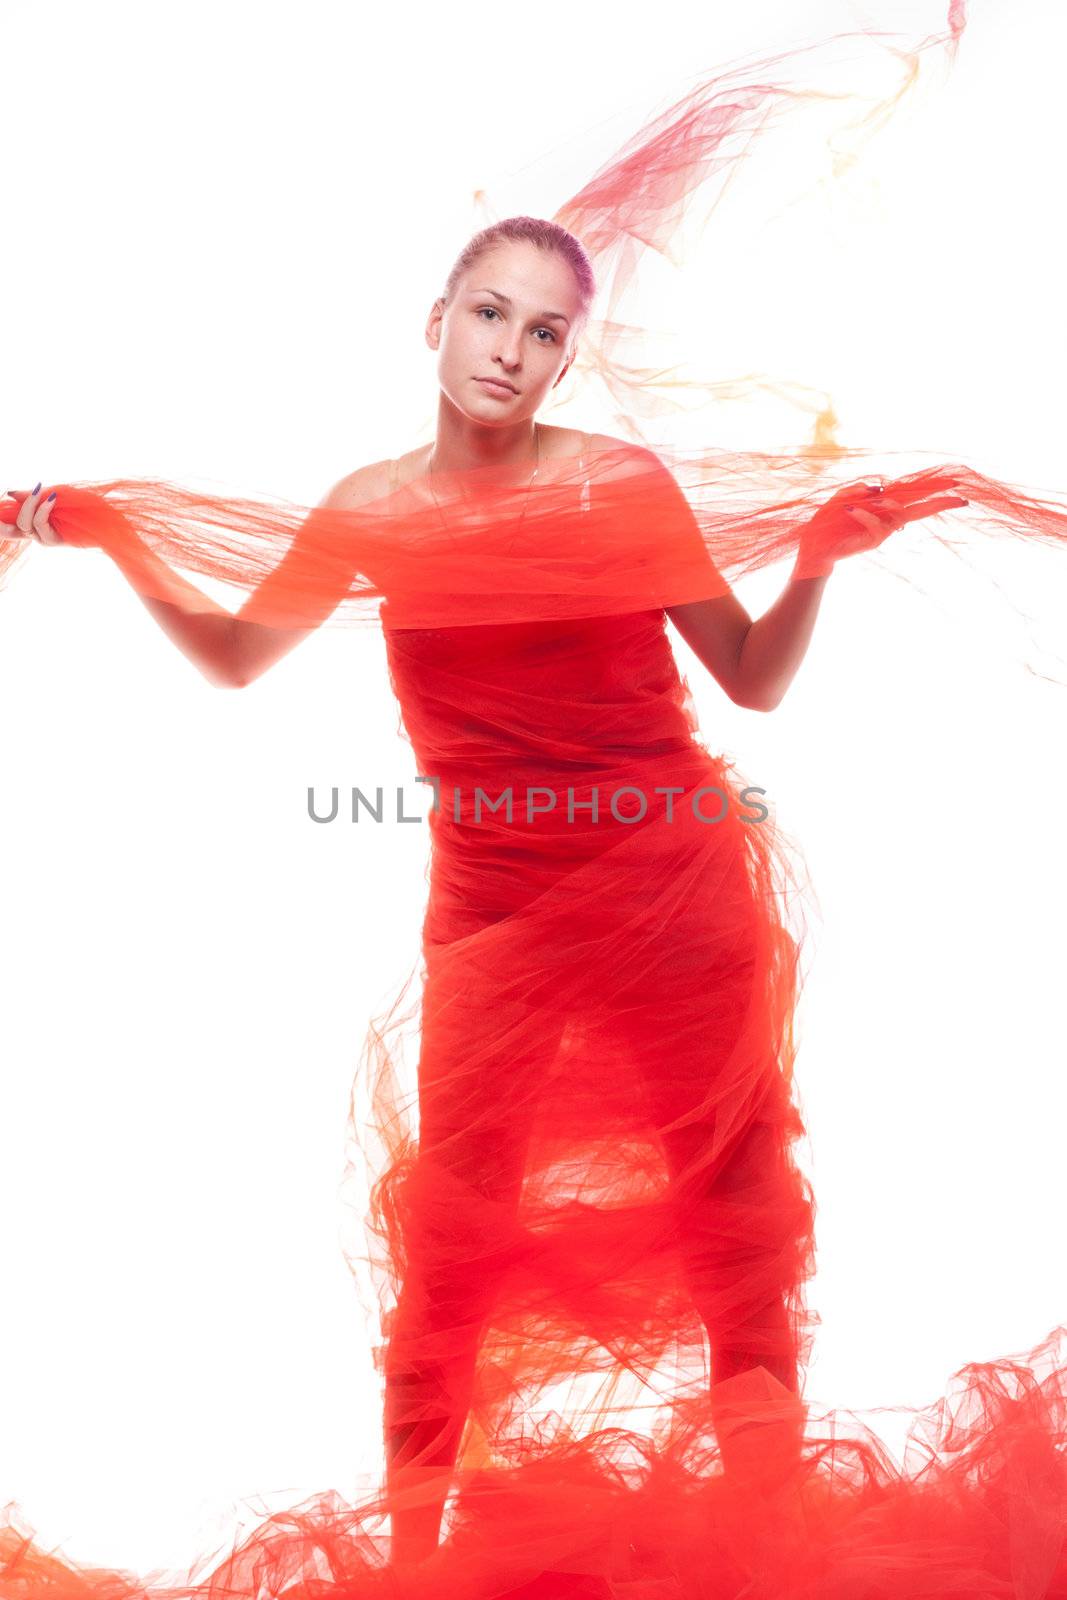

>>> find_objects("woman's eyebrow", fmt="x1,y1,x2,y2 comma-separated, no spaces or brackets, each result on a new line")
471,287,571,327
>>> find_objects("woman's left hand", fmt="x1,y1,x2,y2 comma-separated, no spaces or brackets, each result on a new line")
795,473,969,580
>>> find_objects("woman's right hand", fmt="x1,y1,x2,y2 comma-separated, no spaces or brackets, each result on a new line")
2,483,64,545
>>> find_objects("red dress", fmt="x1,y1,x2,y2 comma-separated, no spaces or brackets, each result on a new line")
346,471,817,1589
376,603,816,1389
372,434,814,1402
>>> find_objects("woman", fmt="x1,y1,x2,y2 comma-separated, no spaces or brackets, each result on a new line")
4,218,983,1597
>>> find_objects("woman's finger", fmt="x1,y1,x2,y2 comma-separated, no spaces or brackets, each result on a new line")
844,505,885,539
832,481,883,504
896,494,969,525
884,473,964,508
15,483,44,538
32,493,62,546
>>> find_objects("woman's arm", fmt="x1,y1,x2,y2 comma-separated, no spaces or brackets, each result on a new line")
667,571,829,713
606,437,833,712
109,463,385,688
666,477,967,711
7,467,379,688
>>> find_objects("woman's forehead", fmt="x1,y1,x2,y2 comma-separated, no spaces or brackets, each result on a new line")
466,242,577,297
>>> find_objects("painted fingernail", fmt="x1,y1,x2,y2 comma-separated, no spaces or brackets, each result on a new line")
47,492,56,501
32,482,41,495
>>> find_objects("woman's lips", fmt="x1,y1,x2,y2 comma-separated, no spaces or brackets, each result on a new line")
475,378,518,396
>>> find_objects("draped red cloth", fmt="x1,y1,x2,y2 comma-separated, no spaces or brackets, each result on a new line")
5,5,1067,1597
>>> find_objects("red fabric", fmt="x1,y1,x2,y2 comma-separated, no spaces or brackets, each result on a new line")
5,5,1067,1596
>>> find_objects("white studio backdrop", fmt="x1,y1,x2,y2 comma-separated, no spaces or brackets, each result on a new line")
2,0,1066,1576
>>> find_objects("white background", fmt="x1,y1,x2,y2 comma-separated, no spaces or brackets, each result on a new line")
2,0,1066,1576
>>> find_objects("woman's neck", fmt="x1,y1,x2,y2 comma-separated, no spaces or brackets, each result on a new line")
428,406,541,477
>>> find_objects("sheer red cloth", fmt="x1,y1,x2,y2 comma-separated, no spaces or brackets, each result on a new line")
5,5,1067,1597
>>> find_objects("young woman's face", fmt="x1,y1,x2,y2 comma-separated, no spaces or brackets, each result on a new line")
427,241,584,426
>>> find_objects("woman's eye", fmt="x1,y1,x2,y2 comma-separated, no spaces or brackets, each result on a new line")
477,307,555,343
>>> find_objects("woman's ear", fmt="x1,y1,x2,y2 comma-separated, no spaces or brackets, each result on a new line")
553,347,576,388
425,296,445,350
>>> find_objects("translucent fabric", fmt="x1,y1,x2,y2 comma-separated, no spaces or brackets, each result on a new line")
5,6,1067,1598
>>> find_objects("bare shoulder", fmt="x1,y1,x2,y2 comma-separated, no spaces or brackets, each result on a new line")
551,426,642,462
319,458,397,510
585,430,632,453
583,431,665,478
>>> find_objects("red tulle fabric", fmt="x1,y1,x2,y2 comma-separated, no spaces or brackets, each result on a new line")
5,4,1067,1597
